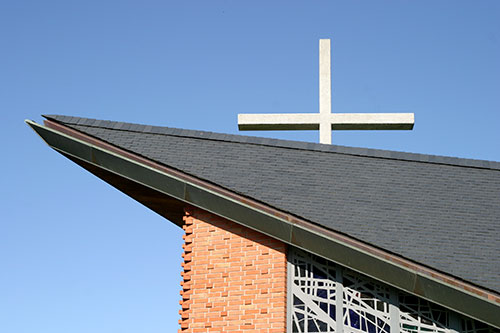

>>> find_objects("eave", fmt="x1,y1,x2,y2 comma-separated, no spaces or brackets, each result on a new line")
26,119,500,328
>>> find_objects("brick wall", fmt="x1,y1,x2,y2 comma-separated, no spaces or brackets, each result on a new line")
178,207,287,332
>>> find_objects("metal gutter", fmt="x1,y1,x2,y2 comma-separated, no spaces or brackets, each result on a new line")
26,119,500,328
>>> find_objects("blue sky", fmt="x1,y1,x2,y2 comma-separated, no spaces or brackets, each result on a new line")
1,1,499,332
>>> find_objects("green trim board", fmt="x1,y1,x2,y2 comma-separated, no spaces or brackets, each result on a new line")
40,114,500,295
26,120,500,328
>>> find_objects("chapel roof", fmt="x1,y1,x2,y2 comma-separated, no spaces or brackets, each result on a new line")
40,114,500,296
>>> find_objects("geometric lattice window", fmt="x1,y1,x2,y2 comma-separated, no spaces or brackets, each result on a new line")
288,247,499,333
399,295,449,332
290,248,338,332
342,269,392,332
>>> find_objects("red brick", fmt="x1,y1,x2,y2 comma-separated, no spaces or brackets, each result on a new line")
178,207,287,332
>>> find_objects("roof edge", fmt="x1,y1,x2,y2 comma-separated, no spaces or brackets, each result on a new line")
26,119,500,328
42,114,500,171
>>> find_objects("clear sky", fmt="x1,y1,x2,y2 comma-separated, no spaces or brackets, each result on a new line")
1,1,499,332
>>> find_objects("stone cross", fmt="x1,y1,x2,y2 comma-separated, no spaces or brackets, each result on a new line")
238,39,414,144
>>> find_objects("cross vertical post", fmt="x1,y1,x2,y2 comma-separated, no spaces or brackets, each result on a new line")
319,39,332,144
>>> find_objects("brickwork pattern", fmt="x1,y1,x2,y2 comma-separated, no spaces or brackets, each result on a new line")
178,207,287,332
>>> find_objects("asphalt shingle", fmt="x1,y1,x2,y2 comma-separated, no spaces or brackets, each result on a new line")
43,114,500,293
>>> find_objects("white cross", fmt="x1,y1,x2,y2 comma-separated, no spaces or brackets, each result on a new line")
238,39,414,144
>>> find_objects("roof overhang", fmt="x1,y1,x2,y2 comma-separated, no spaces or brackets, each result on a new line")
26,119,500,328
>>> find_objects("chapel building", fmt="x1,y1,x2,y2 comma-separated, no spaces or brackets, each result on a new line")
27,115,500,332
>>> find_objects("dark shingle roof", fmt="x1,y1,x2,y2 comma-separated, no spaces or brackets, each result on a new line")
44,114,500,293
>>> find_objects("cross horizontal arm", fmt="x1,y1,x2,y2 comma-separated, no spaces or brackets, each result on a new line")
330,113,414,130
238,113,321,130
238,113,414,131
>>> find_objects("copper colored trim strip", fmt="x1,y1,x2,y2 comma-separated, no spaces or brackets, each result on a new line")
44,119,500,304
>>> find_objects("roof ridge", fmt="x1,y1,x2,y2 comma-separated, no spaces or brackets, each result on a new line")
43,114,500,171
